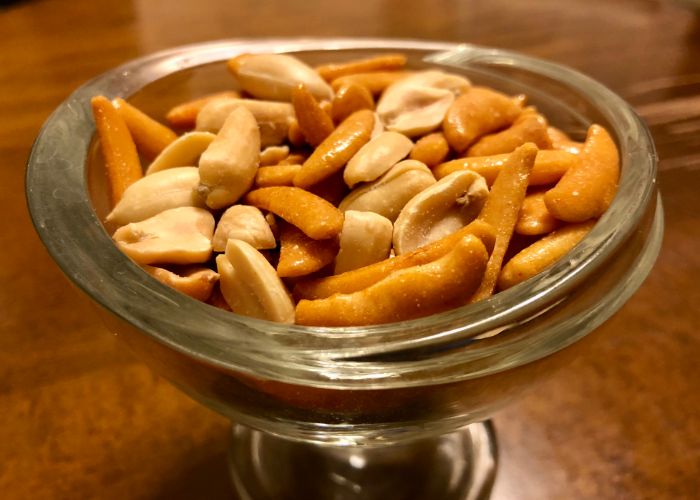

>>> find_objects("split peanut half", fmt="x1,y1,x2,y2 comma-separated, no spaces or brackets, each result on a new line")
217,239,295,323
106,167,204,226
338,160,436,222
393,170,489,255
212,205,276,252
198,106,260,209
112,207,215,265
144,265,219,302
228,53,333,102
343,131,414,187
196,97,294,148
145,131,216,175
165,90,241,129
334,211,393,274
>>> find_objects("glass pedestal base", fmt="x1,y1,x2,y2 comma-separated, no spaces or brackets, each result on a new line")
229,422,497,500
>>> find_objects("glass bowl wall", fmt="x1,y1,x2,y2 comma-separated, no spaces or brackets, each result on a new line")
26,39,662,446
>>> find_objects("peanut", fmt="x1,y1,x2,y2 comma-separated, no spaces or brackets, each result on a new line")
217,240,295,323
393,170,489,255
198,106,260,209
227,53,332,102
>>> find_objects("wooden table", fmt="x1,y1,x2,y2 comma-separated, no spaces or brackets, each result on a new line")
2,0,698,498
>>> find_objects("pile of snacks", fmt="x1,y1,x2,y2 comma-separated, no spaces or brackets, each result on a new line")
91,51,619,327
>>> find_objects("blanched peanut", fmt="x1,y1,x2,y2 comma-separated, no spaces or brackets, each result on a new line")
433,149,577,186
343,131,414,187
198,106,260,209
409,132,450,168
386,70,470,94
165,90,240,129
443,87,523,153
146,132,216,175
331,71,412,96
212,205,276,252
334,211,393,274
217,240,295,323
113,207,214,265
293,109,374,189
544,124,620,222
196,97,294,148
245,186,344,240
393,170,488,255
295,235,488,326
466,109,551,157
338,160,436,222
316,53,408,82
499,221,595,289
471,143,538,302
547,126,583,155
106,167,203,226
91,96,142,206
255,164,302,187
259,145,290,166
331,82,375,124
112,98,177,161
294,219,495,300
277,223,338,278
376,75,456,137
370,112,385,138
515,190,560,236
227,53,333,101
292,84,334,147
143,265,219,302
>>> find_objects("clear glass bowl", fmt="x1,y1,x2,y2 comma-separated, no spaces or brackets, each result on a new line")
26,39,662,499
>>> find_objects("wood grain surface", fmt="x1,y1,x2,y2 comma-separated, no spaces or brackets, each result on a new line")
2,0,699,498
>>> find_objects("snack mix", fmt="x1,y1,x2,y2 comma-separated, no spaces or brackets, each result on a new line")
91,52,619,327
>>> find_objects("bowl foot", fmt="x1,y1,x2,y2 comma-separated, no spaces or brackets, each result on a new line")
228,421,497,500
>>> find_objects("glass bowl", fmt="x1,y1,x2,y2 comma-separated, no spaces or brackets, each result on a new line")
26,39,663,500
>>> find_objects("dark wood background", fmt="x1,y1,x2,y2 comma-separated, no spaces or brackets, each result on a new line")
2,0,699,498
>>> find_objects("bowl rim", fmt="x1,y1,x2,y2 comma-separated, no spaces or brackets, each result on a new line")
25,38,660,387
